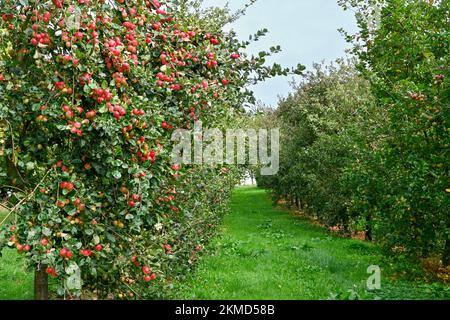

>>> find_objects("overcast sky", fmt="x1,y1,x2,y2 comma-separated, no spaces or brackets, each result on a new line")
202,0,358,107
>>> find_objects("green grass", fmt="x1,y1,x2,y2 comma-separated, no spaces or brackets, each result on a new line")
176,187,450,300
0,208,34,300
0,249,34,300
0,189,449,300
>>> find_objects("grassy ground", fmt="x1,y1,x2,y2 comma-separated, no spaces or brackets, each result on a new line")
0,208,34,300
176,187,449,300
0,188,449,300
0,249,34,300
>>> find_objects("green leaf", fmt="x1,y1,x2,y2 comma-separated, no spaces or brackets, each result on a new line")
92,235,100,245
112,170,122,179
42,227,51,237
66,273,82,290
65,261,79,275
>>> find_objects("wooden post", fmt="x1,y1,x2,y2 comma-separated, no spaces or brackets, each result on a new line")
34,264,49,300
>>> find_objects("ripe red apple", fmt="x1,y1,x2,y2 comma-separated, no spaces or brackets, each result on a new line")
60,248,72,259
142,265,151,275
59,248,68,257
80,249,93,257
231,53,240,59
46,267,55,275
143,275,151,282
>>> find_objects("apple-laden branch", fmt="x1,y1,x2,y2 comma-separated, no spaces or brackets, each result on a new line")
0,168,52,227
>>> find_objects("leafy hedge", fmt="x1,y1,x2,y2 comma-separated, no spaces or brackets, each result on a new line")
259,0,449,266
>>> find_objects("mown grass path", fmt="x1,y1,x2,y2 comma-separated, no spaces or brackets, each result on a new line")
177,187,449,300
0,188,448,300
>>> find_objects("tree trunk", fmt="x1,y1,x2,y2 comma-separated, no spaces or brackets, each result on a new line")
444,238,450,267
365,213,373,241
34,265,49,300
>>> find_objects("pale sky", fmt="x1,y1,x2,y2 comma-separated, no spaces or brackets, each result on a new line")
202,0,358,107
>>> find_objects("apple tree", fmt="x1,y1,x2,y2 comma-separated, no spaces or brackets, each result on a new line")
0,0,302,299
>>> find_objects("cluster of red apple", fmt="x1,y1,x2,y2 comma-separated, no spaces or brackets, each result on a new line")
230,52,241,60
204,33,220,46
80,249,93,257
59,181,75,191
92,88,113,104
86,110,96,119
52,0,64,8
130,256,157,282
46,267,58,277
76,0,92,5
59,248,74,259
109,104,127,120
206,52,218,69
170,83,182,91
131,108,145,117
55,160,70,172
78,73,92,86
31,10,51,23
58,54,79,66
162,48,197,67
31,32,51,46
173,29,196,42
56,199,70,208
157,194,175,203
113,72,127,88
127,193,142,208
189,107,198,120
54,81,72,95
73,198,86,213
62,104,84,119
433,74,444,85
163,244,173,254
36,115,48,123
123,29,139,66
410,92,425,102
46,244,102,277
7,227,30,254
16,243,31,253
156,72,177,87
137,149,157,163
80,244,102,257
103,38,132,72
69,122,84,136
190,80,210,94
161,121,173,130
